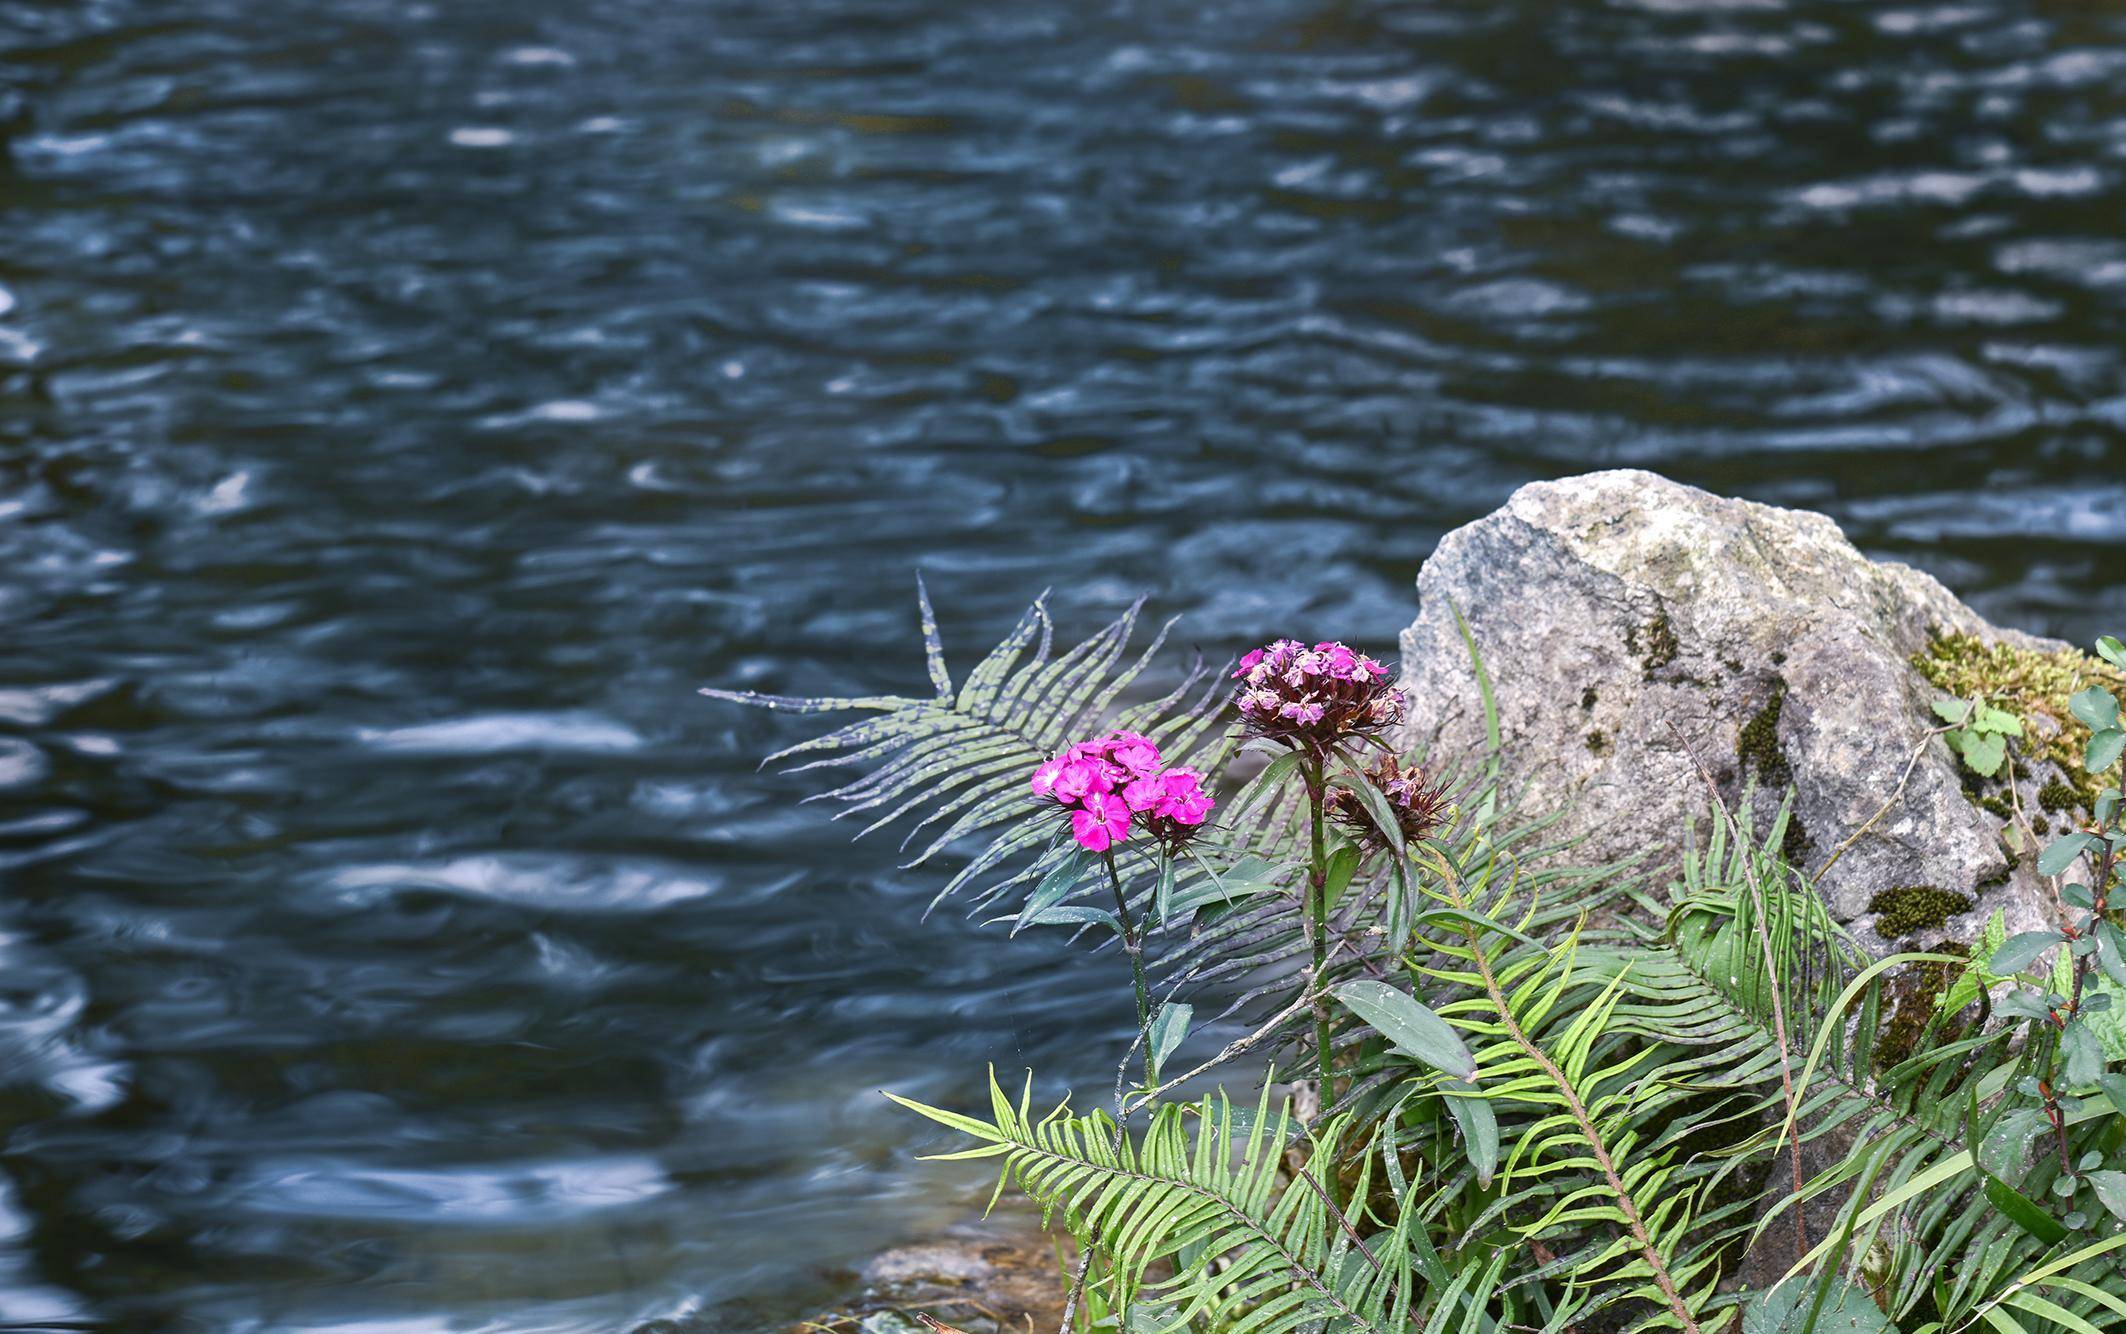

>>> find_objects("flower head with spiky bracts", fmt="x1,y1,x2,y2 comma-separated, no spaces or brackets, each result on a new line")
1232,639,1404,748
1329,754,1453,851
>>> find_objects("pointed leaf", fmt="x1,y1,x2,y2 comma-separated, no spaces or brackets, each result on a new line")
1015,851,1087,936
2089,1171,2126,1223
2038,834,2094,878
1335,980,1477,1080
1991,930,2065,974
1148,1003,1192,1084
2062,1019,2105,1088
1439,1078,1497,1188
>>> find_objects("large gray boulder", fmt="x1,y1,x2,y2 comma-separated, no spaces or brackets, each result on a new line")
1397,470,2073,955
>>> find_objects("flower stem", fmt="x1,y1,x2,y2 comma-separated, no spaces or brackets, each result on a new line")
1103,852,1152,1084
1303,754,1335,1097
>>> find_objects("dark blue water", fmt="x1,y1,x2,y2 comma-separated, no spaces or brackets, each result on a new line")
2,0,2124,1327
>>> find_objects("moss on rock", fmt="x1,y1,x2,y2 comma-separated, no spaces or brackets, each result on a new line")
1867,884,1972,938
1734,680,1811,863
1628,610,1679,679
1914,633,2126,810
1737,683,1792,790
1876,942,1972,1070
2038,775,2081,814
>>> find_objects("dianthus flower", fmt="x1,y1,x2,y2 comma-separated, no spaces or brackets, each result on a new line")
1328,754,1453,850
1232,639,1404,746
1030,732,1215,852
1072,789,1132,852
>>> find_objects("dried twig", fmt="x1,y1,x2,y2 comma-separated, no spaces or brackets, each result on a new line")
1808,720,1958,886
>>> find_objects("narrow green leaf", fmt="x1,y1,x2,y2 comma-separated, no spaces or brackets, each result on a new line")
1015,851,1087,936
1024,904,1121,932
1254,750,1305,792
1449,599,1500,762
913,571,953,698
1335,763,1405,856
2097,635,2125,668
1983,1175,2070,1246
1438,1077,1497,1188
1322,844,1362,914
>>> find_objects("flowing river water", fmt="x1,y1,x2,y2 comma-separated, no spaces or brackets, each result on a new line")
2,0,2124,1327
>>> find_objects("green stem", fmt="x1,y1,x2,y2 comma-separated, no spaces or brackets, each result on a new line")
2054,777,2120,1178
1304,753,1335,1096
1103,852,1152,1084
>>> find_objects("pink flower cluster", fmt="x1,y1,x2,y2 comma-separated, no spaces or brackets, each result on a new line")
1233,639,1404,744
1031,731,1214,852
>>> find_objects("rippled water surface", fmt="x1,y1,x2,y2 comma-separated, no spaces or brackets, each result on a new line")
4,0,2126,1327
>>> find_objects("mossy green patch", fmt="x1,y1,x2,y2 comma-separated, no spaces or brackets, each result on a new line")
1780,814,1811,865
1737,683,1792,790
1876,942,1972,1070
1914,633,2126,809
1627,610,1679,679
2037,776,2080,814
1585,729,1609,755
1736,681,1810,862
1867,884,1973,938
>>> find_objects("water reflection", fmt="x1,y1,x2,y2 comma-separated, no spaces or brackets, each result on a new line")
1,0,2123,1327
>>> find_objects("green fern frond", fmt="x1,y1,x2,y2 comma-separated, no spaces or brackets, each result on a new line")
888,1070,1430,1334
702,585,1232,917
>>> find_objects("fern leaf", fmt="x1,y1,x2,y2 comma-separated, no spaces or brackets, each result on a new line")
702,589,1232,915
889,1069,1424,1334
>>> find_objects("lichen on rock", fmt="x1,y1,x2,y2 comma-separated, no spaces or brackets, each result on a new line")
1628,610,1680,679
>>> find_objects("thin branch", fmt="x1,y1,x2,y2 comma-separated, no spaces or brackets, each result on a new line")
1055,1245,1093,1334
1808,720,1957,885
1289,1160,1387,1279
1121,922,1382,1116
